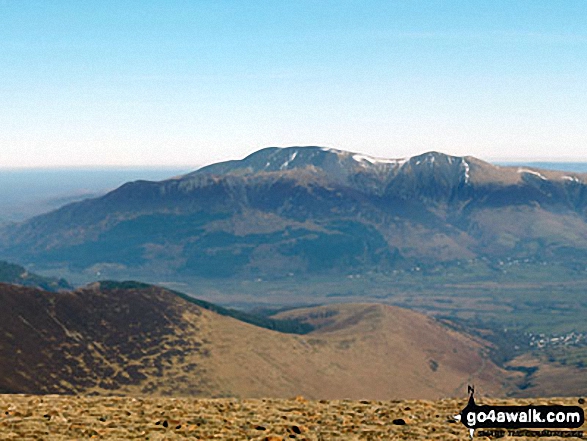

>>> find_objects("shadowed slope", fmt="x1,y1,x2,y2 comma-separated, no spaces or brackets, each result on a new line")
0,282,212,395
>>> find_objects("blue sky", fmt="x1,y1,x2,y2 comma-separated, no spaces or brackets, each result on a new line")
1,1,586,167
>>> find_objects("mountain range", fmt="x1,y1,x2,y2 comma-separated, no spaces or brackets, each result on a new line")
1,146,586,279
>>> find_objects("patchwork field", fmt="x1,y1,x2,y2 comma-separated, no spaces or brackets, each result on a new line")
0,395,584,440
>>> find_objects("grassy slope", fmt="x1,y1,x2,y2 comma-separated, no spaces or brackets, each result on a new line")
0,282,514,398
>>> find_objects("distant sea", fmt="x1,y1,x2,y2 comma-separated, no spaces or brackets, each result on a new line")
0,167,194,223
495,162,587,173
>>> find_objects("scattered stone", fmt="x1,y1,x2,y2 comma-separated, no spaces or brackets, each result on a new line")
0,394,582,440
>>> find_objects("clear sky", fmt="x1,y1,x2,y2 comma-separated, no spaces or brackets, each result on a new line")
1,1,586,168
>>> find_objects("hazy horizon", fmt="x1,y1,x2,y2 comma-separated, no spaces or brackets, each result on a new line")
0,149,586,171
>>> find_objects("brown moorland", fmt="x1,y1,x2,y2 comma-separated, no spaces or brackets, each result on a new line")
0,282,516,399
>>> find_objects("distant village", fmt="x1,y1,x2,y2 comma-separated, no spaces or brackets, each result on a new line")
527,331,586,350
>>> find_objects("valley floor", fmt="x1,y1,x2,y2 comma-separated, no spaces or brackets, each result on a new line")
0,395,584,440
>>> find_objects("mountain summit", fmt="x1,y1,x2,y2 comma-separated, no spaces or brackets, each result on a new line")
1,147,586,278
192,147,474,193
194,146,409,177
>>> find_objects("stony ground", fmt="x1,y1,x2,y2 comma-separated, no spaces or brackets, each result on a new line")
0,395,584,440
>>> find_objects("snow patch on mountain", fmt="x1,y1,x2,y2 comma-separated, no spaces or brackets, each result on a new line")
461,159,470,183
352,154,407,166
518,168,547,180
280,151,299,170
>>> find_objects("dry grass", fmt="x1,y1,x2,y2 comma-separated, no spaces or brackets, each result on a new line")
201,304,515,399
0,284,517,400
0,394,584,440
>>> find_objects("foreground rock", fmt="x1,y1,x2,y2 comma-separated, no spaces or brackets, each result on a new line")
0,395,583,440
